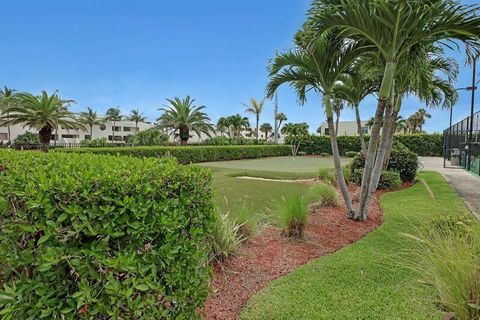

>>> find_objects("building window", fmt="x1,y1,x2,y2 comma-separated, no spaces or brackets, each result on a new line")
112,126,121,132
0,133,8,140
324,128,330,136
123,127,131,132
362,127,369,134
108,135,123,142
61,134,80,139
123,135,131,141
84,135,91,140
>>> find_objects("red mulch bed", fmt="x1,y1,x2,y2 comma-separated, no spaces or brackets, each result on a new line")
202,187,386,320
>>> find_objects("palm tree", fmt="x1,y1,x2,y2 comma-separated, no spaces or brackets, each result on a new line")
331,97,344,136
226,114,250,139
366,117,375,129
309,0,480,221
416,108,432,132
0,87,18,143
275,112,287,136
128,108,146,134
216,117,229,137
157,96,213,146
0,91,83,151
395,116,407,134
267,31,361,217
242,98,265,143
105,107,122,143
80,107,102,140
260,123,273,140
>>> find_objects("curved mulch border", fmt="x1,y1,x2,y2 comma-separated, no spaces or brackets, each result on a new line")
202,188,385,320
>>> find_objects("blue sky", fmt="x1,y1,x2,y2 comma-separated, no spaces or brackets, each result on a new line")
0,0,478,133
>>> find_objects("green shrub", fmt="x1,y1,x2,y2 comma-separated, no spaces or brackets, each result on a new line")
58,145,291,164
127,128,168,146
308,184,339,207
297,151,307,156
79,137,109,147
294,134,442,157
13,131,39,146
210,209,245,261
352,169,402,190
278,195,309,239
0,150,215,319
345,151,358,158
318,168,337,185
351,147,418,183
320,152,331,157
402,216,480,320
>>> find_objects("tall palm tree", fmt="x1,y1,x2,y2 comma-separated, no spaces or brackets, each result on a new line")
242,98,265,143
331,97,344,136
395,116,407,134
0,91,83,151
128,108,146,134
260,123,273,140
267,31,361,217
226,114,250,139
216,117,229,137
0,87,18,143
80,107,102,140
157,96,213,146
309,0,480,221
416,108,432,132
105,107,122,143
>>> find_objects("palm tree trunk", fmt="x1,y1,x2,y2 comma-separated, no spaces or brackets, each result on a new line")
356,61,396,221
383,95,403,169
256,115,259,143
7,125,11,144
90,125,93,140
325,96,355,218
354,104,366,155
112,120,116,143
39,125,53,152
335,113,340,136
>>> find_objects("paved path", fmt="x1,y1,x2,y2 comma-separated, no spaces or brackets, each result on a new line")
421,157,480,220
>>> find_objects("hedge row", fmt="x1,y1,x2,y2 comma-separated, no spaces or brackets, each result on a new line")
58,145,292,163
289,134,443,157
0,150,215,319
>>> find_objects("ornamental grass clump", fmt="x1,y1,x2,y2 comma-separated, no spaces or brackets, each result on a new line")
0,150,215,319
279,195,309,239
401,215,480,320
308,184,339,207
210,208,246,262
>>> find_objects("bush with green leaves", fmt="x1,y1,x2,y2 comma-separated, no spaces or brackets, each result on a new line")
351,169,402,190
0,150,215,319
345,151,358,158
79,137,109,148
127,128,168,146
278,195,309,239
395,134,443,157
320,152,331,157
59,145,291,164
210,208,245,262
402,215,480,320
13,131,39,147
351,147,418,183
308,184,339,207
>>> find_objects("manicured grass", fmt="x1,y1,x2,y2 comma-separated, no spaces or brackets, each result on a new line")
241,172,469,319
208,167,317,222
199,156,348,174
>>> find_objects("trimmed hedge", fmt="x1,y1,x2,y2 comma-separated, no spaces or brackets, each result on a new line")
58,145,291,164
290,134,443,157
0,150,215,319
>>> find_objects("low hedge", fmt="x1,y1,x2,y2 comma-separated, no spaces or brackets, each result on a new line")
352,169,402,190
58,145,291,164
289,134,443,157
0,150,215,319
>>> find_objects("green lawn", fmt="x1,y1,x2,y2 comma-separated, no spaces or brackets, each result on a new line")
241,172,469,319
200,156,344,221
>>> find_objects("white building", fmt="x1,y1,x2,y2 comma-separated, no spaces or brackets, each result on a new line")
0,119,154,145
317,120,369,136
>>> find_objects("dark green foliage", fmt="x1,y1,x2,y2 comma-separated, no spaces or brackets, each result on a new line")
0,150,215,319
352,170,402,190
58,145,291,164
79,137,109,147
395,134,443,157
320,152,331,157
13,131,39,146
127,128,168,146
351,148,418,183
293,134,443,157
344,151,358,158
203,136,267,145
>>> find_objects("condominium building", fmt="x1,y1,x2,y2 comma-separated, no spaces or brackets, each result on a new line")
317,121,369,136
0,119,154,144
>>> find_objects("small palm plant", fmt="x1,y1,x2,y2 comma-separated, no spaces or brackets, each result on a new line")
260,123,272,140
128,108,146,134
0,91,83,151
105,107,123,142
157,96,214,146
279,194,309,239
0,87,19,143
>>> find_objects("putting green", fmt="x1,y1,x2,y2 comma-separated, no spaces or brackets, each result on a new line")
199,156,347,173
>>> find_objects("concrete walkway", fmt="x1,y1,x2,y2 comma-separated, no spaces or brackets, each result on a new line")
421,157,480,220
